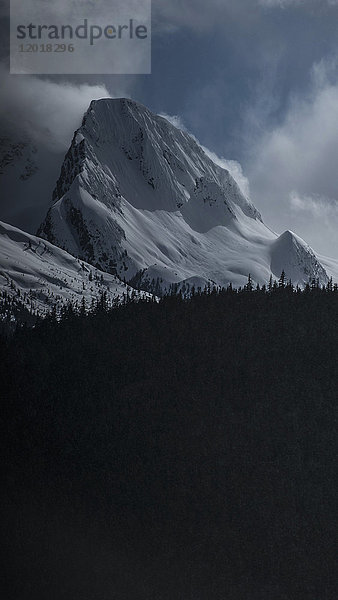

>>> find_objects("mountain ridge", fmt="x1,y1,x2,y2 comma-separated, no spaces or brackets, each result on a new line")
37,97,331,291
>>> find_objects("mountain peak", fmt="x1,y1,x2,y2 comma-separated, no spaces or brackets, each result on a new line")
83,97,156,132
279,230,306,245
271,230,328,286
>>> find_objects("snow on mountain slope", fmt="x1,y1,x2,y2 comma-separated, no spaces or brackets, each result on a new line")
270,230,328,287
0,221,147,316
317,253,338,284
37,98,332,291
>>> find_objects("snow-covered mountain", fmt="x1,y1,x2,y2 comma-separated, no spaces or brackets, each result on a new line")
1,97,336,313
37,98,332,292
0,220,147,317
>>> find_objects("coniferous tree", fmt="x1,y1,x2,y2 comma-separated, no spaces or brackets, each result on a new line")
279,270,286,288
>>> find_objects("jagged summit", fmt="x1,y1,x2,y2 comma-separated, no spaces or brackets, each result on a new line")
86,97,151,118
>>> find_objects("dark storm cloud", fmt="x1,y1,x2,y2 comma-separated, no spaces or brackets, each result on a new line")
1,0,338,256
0,1,134,150
0,65,113,152
153,0,338,32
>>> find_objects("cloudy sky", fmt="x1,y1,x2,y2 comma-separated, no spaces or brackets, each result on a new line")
1,0,338,256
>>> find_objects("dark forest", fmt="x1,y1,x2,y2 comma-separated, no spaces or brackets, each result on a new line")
1,282,337,599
